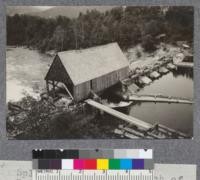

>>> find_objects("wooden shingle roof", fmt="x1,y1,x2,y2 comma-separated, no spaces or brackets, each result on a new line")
56,42,129,85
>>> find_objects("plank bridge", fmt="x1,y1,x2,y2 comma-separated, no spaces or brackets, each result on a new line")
85,99,153,130
175,62,193,68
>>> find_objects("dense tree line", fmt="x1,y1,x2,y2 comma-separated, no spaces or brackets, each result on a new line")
7,6,193,53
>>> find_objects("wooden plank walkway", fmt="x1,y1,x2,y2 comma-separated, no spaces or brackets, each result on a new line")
128,95,193,104
85,99,153,130
175,62,193,68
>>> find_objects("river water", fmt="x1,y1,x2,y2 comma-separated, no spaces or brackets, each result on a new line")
6,47,52,102
128,68,193,136
7,47,193,137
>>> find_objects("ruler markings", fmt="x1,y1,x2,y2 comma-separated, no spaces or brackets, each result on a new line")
33,170,153,180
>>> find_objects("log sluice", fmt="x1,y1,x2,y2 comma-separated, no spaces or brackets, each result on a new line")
85,99,191,139
85,99,152,130
85,55,193,139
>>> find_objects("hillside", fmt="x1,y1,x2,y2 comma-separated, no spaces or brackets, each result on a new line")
7,6,115,19
6,6,48,16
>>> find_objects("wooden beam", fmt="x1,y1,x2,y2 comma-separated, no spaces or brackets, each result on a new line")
85,99,152,130
48,81,59,86
46,80,49,94
62,83,74,100
52,81,56,97
46,80,74,100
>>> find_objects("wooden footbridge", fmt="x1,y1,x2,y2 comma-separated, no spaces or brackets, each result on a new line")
85,99,153,130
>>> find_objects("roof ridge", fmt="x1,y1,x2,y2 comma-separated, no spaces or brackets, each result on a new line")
55,42,128,85
58,42,118,55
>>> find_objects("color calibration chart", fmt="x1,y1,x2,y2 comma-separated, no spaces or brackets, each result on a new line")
32,149,154,180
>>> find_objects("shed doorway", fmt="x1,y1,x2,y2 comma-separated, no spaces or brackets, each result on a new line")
90,80,93,90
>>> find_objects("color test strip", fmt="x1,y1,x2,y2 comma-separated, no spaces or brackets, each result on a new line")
32,149,153,159
120,159,132,169
33,159,154,170
97,159,109,170
62,159,73,170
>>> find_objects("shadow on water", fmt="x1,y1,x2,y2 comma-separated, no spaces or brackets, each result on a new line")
101,82,123,103
173,67,193,79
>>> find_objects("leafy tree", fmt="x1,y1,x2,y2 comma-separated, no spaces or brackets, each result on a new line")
6,6,194,52
52,26,66,51
141,34,157,52
165,6,194,42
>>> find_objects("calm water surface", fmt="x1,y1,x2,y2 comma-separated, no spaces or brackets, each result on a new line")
128,68,193,136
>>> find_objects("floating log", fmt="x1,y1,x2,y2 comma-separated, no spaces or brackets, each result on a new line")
128,94,193,104
115,123,189,139
119,124,165,139
119,125,145,137
146,131,163,139
158,124,189,138
155,126,173,136
124,132,140,139
114,129,124,136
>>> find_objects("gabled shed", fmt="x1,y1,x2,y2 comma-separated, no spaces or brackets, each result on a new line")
45,42,129,101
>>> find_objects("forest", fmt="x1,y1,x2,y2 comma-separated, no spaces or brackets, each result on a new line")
7,6,194,53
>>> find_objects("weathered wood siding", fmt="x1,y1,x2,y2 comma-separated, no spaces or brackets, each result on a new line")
92,67,128,92
73,67,128,101
73,81,91,101
45,56,128,101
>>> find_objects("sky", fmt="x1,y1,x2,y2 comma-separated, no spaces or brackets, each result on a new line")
34,6,54,10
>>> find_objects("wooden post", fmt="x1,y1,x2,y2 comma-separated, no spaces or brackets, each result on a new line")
62,83,74,100
46,80,49,94
52,81,55,97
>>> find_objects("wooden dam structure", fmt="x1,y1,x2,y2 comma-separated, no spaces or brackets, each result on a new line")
175,61,194,68
44,42,192,139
